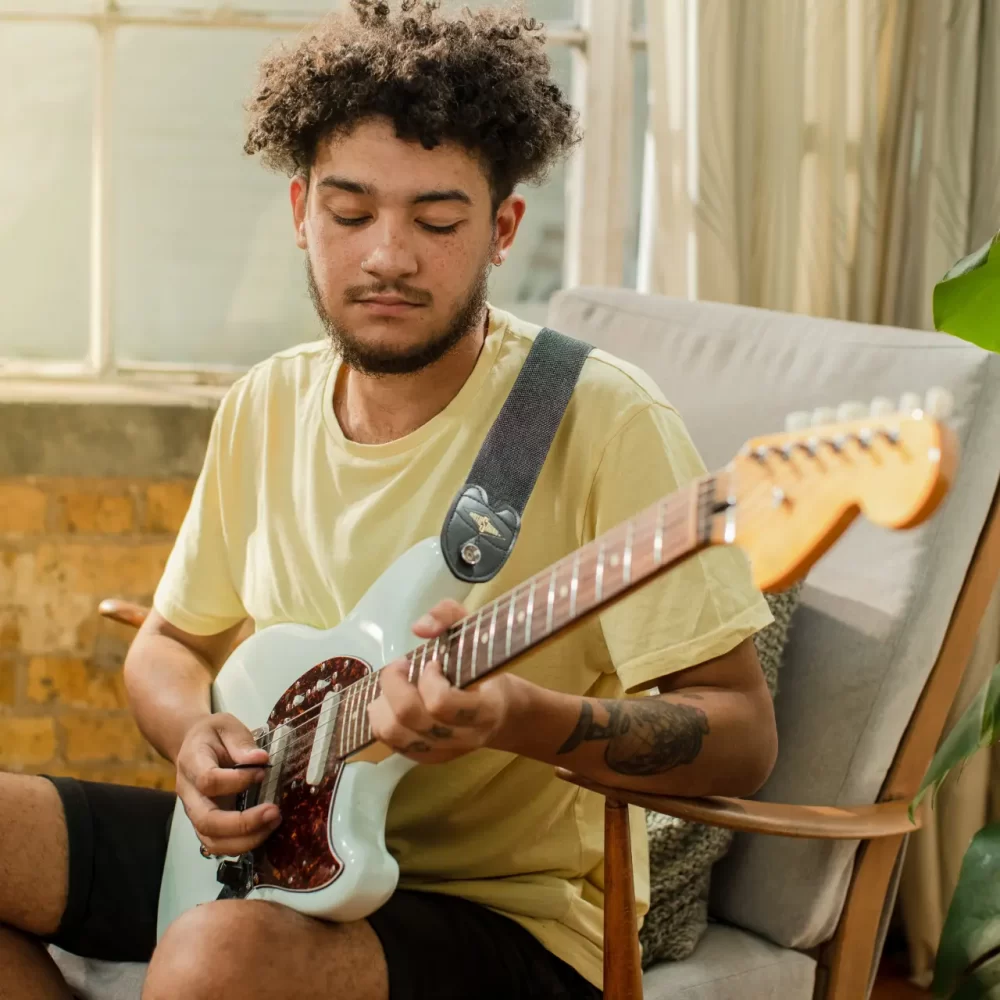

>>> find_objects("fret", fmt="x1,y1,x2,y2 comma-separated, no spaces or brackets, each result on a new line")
487,601,499,669
654,501,664,564
596,541,605,603
471,610,483,678
407,650,417,684
623,520,633,586
525,580,535,646
505,594,515,658
441,635,451,683
570,551,580,618
546,567,556,633
456,622,466,687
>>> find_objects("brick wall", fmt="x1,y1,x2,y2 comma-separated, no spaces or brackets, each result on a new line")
0,397,217,788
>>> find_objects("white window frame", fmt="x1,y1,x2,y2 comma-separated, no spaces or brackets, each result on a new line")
0,0,644,385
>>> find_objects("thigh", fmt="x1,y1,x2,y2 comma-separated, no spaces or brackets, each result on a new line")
0,773,69,936
41,776,175,963
367,890,602,1000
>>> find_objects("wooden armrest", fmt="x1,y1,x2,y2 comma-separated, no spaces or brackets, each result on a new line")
97,599,149,631
555,769,921,840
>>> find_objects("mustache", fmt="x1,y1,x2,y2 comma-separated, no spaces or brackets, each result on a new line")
344,282,432,306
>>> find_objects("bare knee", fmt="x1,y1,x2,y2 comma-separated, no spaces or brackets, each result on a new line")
143,901,269,1000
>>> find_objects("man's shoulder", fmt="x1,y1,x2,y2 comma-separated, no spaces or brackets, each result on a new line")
217,339,332,415
499,309,671,437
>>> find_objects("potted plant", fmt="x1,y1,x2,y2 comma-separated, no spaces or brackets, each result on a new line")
911,230,1000,999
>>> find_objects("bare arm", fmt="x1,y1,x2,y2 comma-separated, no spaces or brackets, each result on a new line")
123,610,280,855
123,609,244,762
495,637,777,797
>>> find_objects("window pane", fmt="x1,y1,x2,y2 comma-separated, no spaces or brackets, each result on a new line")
0,23,93,361
116,1,338,12
623,44,648,288
113,27,323,366
0,1,95,11
486,43,572,325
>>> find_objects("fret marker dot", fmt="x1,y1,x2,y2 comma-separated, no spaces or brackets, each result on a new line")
610,554,620,567
517,611,526,624
480,634,489,645
559,585,569,599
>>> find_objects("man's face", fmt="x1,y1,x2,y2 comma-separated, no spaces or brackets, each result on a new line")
292,117,524,376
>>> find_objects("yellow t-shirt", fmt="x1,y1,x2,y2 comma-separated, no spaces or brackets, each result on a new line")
153,306,773,988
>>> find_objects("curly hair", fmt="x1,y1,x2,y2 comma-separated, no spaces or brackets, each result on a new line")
244,0,581,206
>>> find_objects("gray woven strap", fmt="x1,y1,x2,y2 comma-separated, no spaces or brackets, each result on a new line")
440,328,592,584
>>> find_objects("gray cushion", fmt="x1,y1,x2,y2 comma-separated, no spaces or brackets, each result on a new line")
642,924,816,999
549,287,1000,949
48,947,144,1000
640,585,802,966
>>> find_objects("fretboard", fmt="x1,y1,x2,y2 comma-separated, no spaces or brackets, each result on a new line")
332,475,719,761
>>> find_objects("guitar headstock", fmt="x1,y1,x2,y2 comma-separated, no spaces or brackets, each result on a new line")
713,388,959,592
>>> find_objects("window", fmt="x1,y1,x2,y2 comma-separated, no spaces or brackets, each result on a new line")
0,0,645,378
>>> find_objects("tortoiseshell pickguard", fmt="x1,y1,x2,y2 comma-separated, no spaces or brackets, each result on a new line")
250,655,371,894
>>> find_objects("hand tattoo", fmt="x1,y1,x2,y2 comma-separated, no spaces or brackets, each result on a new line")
454,709,478,725
399,740,432,754
556,699,709,776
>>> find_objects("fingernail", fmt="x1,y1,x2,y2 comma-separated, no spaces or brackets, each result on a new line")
415,615,436,631
264,807,280,823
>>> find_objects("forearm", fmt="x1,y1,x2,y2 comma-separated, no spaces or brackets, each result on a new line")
493,675,777,797
123,632,214,763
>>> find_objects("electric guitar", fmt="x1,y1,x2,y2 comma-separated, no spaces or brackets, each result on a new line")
154,388,958,940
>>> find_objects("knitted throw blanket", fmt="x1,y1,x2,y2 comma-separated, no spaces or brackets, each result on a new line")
638,585,803,967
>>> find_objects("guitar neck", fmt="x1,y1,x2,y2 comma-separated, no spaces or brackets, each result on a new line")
335,474,722,761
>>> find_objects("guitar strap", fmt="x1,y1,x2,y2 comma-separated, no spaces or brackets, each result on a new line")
440,327,592,584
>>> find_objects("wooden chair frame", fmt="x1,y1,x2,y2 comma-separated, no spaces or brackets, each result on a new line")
98,489,1000,1000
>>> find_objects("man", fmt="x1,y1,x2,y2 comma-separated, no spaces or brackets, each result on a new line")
0,3,777,998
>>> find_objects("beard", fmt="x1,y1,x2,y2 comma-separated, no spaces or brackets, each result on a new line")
305,253,492,377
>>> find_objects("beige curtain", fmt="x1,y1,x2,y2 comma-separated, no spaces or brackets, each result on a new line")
642,0,1000,983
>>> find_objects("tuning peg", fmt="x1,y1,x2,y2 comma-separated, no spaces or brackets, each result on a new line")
899,392,922,415
811,407,837,428
870,396,895,418
925,386,954,421
784,411,811,433
836,401,868,422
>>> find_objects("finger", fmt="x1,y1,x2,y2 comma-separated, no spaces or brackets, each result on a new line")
367,699,437,758
412,599,467,637
378,663,438,734
183,786,280,845
216,717,270,767
419,659,496,730
194,765,266,799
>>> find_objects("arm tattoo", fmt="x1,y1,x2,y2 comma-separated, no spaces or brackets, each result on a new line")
556,698,709,776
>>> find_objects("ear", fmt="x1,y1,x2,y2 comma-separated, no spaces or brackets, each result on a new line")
290,174,309,250
493,193,527,263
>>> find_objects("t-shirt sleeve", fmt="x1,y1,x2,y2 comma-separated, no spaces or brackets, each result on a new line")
584,403,773,694
152,384,249,636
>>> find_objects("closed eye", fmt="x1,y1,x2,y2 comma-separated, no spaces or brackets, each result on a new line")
419,221,461,234
332,214,369,227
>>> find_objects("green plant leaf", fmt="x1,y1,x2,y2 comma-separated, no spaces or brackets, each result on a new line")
933,823,1000,997
949,951,1000,1000
933,231,1000,351
912,662,1000,821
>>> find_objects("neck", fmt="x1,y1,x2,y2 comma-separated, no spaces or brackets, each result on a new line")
334,311,488,445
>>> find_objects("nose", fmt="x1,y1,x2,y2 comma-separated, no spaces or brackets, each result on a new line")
360,218,418,283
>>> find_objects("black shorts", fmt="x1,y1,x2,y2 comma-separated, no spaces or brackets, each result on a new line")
43,776,600,1000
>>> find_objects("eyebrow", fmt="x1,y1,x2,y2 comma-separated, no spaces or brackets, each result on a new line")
317,176,472,206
